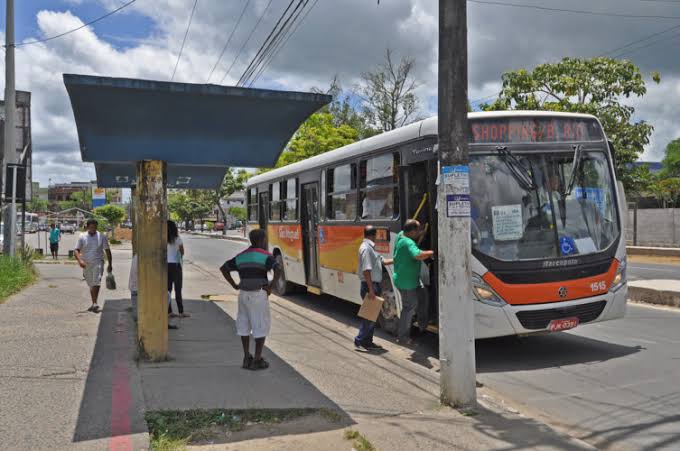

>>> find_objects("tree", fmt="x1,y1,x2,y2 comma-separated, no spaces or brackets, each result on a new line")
168,190,212,230
661,138,680,177
93,204,126,240
28,198,48,213
483,57,660,189
204,169,248,235
654,178,680,207
625,163,655,199
358,49,420,132
319,76,380,139
69,190,92,211
229,206,246,222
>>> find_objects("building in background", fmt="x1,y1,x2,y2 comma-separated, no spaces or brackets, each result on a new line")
48,181,94,203
0,90,32,200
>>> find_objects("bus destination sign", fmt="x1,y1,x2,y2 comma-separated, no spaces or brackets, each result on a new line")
469,117,603,144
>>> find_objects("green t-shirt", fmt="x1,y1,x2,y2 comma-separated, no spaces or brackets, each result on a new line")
49,228,61,244
392,231,422,290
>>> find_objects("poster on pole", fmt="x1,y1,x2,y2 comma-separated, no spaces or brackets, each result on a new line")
92,187,106,208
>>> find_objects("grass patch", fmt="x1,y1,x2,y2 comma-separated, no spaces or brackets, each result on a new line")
146,408,318,450
344,429,376,451
109,238,122,245
0,255,36,303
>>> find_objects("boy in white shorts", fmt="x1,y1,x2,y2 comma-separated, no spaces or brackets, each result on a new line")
74,219,112,313
220,229,281,370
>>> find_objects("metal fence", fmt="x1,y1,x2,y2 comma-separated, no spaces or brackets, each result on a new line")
626,204,680,247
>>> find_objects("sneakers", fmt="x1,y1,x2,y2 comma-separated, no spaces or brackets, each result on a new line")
87,304,100,313
355,341,382,351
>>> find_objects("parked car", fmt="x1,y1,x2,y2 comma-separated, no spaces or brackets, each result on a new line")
229,220,243,230
60,223,76,234
38,224,48,232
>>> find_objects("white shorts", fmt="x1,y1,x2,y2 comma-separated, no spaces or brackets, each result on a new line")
83,261,104,288
236,289,271,339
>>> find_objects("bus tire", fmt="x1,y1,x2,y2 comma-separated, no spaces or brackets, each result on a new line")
377,281,399,336
272,254,295,296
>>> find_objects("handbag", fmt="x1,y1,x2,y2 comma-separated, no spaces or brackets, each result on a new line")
106,270,117,290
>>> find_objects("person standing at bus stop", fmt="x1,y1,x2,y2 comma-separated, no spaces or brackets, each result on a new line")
220,228,281,371
49,223,61,260
393,219,434,344
355,225,393,351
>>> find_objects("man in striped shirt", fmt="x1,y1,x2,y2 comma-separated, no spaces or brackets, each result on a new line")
221,228,281,371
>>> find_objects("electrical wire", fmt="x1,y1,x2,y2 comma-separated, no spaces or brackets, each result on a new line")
248,0,319,87
236,0,300,86
171,0,199,81
468,0,680,19
12,0,138,48
206,0,251,83
218,0,274,85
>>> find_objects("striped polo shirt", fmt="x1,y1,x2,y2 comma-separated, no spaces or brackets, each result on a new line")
221,247,279,291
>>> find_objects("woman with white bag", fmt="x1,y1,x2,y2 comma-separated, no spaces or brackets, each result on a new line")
167,220,189,318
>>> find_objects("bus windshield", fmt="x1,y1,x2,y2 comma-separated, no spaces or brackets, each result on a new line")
469,150,619,261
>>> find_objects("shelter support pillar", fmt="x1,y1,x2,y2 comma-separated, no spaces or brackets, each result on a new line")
135,160,168,360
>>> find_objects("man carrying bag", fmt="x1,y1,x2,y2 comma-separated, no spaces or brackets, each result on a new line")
354,226,392,351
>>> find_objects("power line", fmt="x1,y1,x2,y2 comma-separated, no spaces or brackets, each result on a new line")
468,0,680,19
171,0,199,81
12,0,138,47
206,0,251,83
249,0,320,87
219,0,274,85
236,0,300,86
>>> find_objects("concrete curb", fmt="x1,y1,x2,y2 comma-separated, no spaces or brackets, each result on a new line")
629,286,680,308
627,246,680,257
186,231,249,243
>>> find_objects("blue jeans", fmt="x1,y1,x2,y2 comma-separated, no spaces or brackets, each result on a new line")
355,281,382,346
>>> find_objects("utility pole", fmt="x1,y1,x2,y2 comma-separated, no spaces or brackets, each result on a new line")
437,0,476,407
2,0,16,256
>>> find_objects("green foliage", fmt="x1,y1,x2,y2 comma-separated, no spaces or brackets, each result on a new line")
661,138,680,177
483,57,660,189
623,163,655,199
652,177,680,207
93,204,126,227
0,255,36,303
168,191,213,227
205,222,214,232
69,190,92,211
228,206,246,221
28,197,48,213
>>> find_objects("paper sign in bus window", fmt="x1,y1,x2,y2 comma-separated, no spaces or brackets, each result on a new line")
492,204,523,241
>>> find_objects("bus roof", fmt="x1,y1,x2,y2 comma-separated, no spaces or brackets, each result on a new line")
247,111,598,187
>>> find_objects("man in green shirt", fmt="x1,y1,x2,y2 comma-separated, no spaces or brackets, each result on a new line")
392,219,434,344
49,223,61,260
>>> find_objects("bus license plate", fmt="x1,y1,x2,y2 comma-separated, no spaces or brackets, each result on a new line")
548,317,579,332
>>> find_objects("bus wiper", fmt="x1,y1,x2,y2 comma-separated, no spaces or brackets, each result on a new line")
562,144,583,197
496,146,537,191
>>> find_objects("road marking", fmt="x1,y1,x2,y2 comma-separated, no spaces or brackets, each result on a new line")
109,312,132,451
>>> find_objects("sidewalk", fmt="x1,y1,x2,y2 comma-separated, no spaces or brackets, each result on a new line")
0,252,595,450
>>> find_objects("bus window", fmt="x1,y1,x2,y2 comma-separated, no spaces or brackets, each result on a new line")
248,188,258,221
270,182,282,221
284,178,298,221
359,153,400,220
327,164,357,220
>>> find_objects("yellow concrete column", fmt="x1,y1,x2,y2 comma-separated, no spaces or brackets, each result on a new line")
136,160,168,360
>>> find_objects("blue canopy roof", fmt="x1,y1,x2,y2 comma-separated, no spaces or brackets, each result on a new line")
63,74,331,188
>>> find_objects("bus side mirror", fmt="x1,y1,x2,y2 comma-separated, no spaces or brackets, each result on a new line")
608,140,617,174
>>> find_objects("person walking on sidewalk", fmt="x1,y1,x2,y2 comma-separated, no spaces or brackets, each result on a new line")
167,220,188,318
220,229,281,371
355,225,392,351
49,223,61,260
392,219,433,344
74,219,112,313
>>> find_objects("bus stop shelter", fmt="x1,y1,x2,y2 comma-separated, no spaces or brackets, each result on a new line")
64,74,330,359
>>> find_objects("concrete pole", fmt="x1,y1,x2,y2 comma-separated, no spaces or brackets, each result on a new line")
437,0,477,407
136,161,168,360
2,0,16,255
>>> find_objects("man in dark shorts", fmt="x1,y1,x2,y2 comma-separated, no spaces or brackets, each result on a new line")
49,223,61,260
220,229,281,370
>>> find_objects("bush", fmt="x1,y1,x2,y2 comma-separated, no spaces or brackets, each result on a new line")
206,222,214,232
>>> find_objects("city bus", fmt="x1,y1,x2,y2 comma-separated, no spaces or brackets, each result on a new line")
246,111,628,338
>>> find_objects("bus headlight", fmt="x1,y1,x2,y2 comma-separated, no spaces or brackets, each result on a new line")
472,274,506,307
610,257,627,292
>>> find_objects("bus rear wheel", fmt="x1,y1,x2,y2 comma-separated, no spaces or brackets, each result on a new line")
377,282,399,336
272,254,295,296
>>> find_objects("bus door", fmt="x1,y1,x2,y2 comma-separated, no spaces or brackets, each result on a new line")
258,191,269,235
300,183,321,288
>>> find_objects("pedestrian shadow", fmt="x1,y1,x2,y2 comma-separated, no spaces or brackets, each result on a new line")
73,298,353,446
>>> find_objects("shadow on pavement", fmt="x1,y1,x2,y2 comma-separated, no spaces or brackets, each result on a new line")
138,299,353,438
73,299,148,446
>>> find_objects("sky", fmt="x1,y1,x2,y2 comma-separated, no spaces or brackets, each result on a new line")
2,0,680,186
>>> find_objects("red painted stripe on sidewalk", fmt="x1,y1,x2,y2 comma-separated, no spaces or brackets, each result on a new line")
109,312,133,451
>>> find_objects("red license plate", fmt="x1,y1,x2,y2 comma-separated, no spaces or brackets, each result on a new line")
548,317,579,332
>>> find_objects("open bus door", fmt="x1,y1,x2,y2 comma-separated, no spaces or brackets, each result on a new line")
301,183,321,289
258,191,269,236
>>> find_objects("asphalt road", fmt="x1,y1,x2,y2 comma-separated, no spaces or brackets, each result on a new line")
179,234,680,451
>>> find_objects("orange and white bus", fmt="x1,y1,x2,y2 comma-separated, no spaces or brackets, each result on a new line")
247,111,628,338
